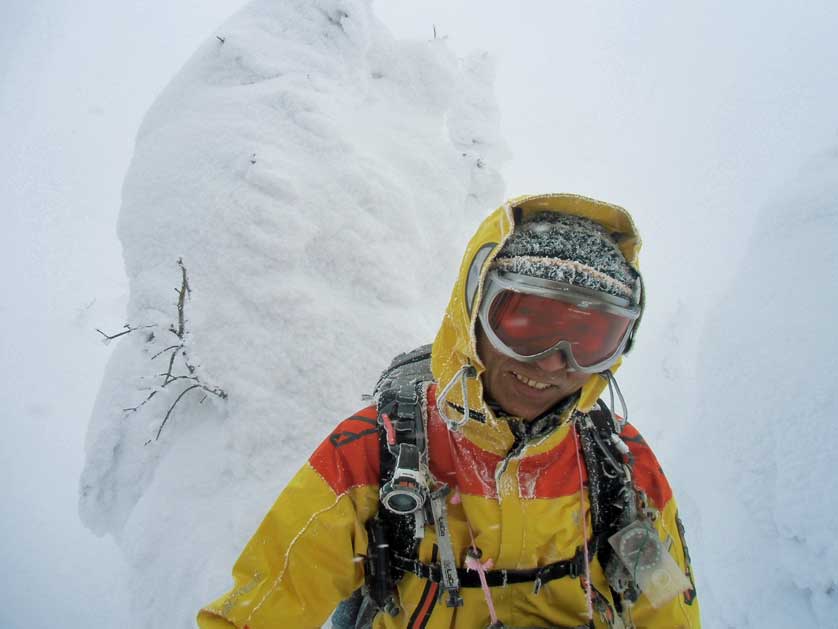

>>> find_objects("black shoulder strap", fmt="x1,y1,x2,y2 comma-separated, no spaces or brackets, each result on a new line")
582,403,626,543
374,344,433,507
337,345,434,629
577,401,640,609
363,346,434,614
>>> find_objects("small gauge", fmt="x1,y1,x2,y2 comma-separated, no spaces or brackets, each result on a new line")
618,526,663,573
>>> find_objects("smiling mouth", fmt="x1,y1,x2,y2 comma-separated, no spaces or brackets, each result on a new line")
512,371,554,391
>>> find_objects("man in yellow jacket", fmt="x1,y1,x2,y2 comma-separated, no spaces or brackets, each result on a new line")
198,193,701,628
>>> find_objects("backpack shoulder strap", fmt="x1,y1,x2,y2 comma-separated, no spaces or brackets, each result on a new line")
576,401,641,609
359,346,434,617
373,344,433,508
374,344,433,396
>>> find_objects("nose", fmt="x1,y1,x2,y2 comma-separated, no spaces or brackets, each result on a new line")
533,350,568,373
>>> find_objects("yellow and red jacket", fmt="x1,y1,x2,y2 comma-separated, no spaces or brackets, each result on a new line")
198,194,701,628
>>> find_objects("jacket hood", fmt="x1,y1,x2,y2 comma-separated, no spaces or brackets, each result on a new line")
430,193,642,450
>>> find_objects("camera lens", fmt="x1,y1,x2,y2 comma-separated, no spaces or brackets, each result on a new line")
383,489,421,514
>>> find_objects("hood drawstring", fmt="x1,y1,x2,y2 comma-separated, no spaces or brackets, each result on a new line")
462,512,500,628
437,364,478,431
599,370,628,431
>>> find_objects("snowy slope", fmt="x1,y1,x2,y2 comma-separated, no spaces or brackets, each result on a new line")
675,147,838,627
78,0,505,626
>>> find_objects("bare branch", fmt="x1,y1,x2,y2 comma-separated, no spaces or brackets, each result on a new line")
100,258,228,440
123,375,206,415
160,375,200,385
96,328,131,342
96,323,155,344
163,350,178,385
173,258,191,339
123,389,158,413
151,344,181,360
202,384,228,400
155,384,202,440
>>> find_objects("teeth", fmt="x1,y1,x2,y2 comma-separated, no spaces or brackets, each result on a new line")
513,372,553,390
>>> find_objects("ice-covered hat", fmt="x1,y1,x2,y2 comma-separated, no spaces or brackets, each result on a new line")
493,212,638,299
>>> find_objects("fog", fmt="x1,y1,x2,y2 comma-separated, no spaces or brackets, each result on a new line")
2,1,836,626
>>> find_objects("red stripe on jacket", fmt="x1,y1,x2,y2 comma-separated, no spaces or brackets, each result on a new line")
518,436,586,499
620,423,673,509
309,406,380,495
308,390,673,511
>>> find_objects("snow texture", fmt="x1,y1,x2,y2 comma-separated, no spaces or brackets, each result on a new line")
494,213,638,298
675,146,838,627
78,0,505,626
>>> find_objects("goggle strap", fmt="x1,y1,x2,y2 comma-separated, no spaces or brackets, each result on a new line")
622,272,645,355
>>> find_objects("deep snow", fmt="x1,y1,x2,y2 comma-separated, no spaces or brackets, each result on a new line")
677,150,838,627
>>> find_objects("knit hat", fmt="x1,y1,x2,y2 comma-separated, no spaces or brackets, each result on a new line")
493,212,638,299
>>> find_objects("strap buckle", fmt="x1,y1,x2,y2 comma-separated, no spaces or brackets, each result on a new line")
569,546,588,580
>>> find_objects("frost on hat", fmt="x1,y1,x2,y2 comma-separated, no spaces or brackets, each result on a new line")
493,212,638,299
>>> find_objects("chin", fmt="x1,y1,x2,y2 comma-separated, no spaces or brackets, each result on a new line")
499,397,558,421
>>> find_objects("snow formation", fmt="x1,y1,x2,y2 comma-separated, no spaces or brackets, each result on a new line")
675,146,838,627
78,0,505,626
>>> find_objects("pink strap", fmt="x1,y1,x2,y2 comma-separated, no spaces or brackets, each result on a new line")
464,553,498,624
462,507,499,626
381,413,397,446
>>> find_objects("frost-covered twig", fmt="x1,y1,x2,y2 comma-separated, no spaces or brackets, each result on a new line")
155,381,228,441
123,390,158,413
98,259,227,440
156,384,202,441
170,257,191,340
163,349,179,385
151,344,181,360
123,375,207,414
96,323,154,344
156,374,200,384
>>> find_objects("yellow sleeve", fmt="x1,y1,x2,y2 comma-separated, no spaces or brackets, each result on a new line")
197,462,378,628
620,498,701,629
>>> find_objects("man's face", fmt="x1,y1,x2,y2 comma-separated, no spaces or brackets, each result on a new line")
476,324,590,421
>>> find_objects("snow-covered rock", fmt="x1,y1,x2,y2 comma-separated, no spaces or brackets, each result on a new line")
678,146,838,627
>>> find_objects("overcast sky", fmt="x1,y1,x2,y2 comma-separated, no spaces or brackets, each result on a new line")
1,1,836,626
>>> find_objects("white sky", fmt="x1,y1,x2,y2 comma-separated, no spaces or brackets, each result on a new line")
1,1,836,627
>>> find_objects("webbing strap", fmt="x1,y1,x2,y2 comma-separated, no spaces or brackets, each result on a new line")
391,546,586,589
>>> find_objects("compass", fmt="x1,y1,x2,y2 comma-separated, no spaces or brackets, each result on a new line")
617,525,663,573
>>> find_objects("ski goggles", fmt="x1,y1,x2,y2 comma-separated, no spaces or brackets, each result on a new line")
477,270,641,373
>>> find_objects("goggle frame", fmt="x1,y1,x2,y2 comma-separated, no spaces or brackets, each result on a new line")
477,270,642,373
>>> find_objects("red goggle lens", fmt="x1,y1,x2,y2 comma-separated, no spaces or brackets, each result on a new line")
487,290,632,367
